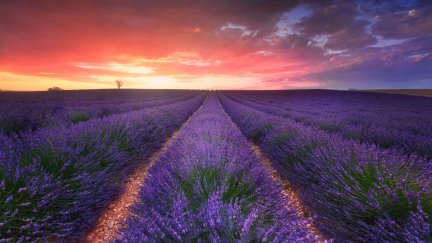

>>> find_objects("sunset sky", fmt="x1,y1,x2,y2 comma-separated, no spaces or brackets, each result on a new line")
0,0,431,91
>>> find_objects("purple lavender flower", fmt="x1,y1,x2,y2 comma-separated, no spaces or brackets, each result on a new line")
118,94,313,241
219,90,432,241
0,91,207,241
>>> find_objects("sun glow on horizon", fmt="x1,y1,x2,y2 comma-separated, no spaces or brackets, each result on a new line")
76,63,154,74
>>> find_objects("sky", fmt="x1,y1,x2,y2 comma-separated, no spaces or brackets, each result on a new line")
0,0,431,91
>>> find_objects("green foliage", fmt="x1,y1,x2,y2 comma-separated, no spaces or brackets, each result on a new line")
380,190,412,220
294,116,311,125
319,122,340,133
69,111,91,123
250,123,273,143
344,162,429,224
351,164,377,191
421,194,432,216
1,124,135,238
0,119,27,135
180,166,256,213
271,131,296,149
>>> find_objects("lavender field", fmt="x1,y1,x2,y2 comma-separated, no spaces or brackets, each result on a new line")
1,89,431,242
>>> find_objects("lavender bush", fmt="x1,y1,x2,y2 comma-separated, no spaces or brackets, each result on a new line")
0,90,200,136
0,92,206,242
2,89,430,242
118,94,314,242
219,92,432,241
224,90,432,159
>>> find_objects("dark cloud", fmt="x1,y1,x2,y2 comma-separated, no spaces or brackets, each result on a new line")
372,7,432,39
278,34,326,60
293,1,377,50
324,29,377,51
296,2,360,36
302,36,432,89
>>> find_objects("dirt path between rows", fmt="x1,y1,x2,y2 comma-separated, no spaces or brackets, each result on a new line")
85,95,208,243
217,95,327,242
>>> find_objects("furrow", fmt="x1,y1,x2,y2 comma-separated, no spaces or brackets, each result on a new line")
217,95,327,242
85,94,209,242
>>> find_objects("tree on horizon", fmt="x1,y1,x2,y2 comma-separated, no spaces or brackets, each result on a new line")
48,87,64,92
116,80,124,90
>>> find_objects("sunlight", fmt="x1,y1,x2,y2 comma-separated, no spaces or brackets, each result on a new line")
76,63,154,74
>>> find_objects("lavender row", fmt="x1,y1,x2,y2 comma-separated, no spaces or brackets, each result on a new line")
0,90,194,135
118,94,314,242
0,89,191,104
224,90,432,159
0,90,201,136
0,90,180,135
218,92,432,241
0,93,207,242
